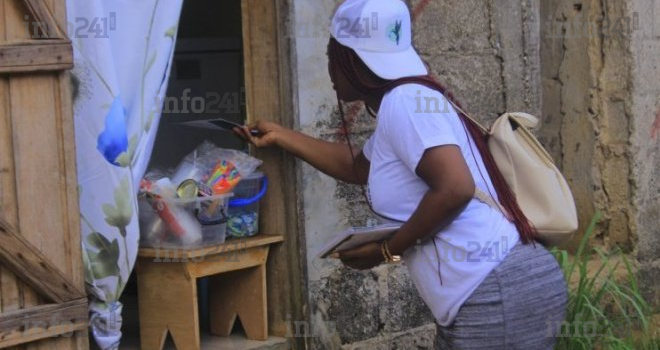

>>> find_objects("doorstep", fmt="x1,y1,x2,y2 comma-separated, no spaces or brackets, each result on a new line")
119,332,290,350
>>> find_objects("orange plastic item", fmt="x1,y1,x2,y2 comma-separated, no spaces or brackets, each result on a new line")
206,160,241,194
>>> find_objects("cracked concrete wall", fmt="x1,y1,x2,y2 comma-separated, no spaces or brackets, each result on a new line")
540,0,636,251
630,0,660,306
540,0,660,305
289,0,541,348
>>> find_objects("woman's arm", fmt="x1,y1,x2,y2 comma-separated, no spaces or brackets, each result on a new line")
387,144,474,255
337,144,474,269
234,121,369,185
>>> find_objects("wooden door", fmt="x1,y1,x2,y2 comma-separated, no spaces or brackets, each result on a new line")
241,0,306,345
0,0,88,349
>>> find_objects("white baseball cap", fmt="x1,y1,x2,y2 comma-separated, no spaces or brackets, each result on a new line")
330,0,428,80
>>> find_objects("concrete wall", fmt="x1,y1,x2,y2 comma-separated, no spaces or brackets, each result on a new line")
540,0,636,251
289,0,542,347
539,0,660,305
630,0,660,307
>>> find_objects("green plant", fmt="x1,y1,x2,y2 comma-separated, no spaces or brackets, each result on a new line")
551,212,656,350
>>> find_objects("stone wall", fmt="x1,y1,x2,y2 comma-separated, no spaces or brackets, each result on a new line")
289,0,542,348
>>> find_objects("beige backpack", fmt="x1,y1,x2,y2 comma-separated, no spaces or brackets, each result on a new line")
452,104,579,247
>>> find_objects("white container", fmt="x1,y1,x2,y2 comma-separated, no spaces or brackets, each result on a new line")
139,192,233,248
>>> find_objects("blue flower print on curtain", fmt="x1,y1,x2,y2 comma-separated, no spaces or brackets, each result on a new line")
97,96,128,167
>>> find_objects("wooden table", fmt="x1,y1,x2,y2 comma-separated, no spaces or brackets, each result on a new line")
136,234,284,350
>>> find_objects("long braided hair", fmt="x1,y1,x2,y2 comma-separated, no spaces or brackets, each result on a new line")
327,37,538,245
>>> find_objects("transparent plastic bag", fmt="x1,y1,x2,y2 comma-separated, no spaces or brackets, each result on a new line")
138,177,203,247
171,141,262,186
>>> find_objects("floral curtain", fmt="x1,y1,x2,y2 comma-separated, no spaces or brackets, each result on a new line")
67,0,184,348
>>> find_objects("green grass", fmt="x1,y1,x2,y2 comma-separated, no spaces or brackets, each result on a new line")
550,212,658,350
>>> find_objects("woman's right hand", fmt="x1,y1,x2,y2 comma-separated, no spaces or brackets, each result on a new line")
233,120,284,148
235,119,366,184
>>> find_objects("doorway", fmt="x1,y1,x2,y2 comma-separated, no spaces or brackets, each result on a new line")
120,0,306,348
149,0,246,169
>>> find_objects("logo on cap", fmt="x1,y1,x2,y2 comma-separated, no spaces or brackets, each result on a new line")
387,20,403,45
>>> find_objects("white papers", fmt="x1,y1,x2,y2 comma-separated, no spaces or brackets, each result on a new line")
314,223,402,259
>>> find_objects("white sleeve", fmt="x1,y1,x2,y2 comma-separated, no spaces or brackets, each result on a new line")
383,89,461,173
362,135,375,161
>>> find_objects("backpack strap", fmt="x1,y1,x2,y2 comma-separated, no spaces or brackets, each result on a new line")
474,187,512,221
442,93,515,222
445,98,489,134
446,99,513,222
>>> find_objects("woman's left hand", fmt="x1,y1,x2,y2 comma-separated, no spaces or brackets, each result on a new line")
333,242,384,270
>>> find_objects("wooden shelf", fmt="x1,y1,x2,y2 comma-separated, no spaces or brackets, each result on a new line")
138,234,284,259
136,233,284,349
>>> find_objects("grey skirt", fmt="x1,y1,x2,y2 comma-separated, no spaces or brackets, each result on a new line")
435,241,568,350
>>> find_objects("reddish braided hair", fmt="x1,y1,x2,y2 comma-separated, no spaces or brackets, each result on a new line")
327,37,538,245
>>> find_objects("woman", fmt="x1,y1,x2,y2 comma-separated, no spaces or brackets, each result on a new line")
234,0,567,348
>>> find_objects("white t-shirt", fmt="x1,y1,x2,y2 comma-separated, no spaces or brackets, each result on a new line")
362,83,520,326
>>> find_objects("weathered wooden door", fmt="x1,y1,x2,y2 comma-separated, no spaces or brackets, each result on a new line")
0,0,88,349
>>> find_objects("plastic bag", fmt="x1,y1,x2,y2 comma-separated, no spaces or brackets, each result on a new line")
138,141,260,247
138,177,203,247
171,141,262,187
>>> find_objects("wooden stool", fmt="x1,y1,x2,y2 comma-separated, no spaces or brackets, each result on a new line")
136,234,284,350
